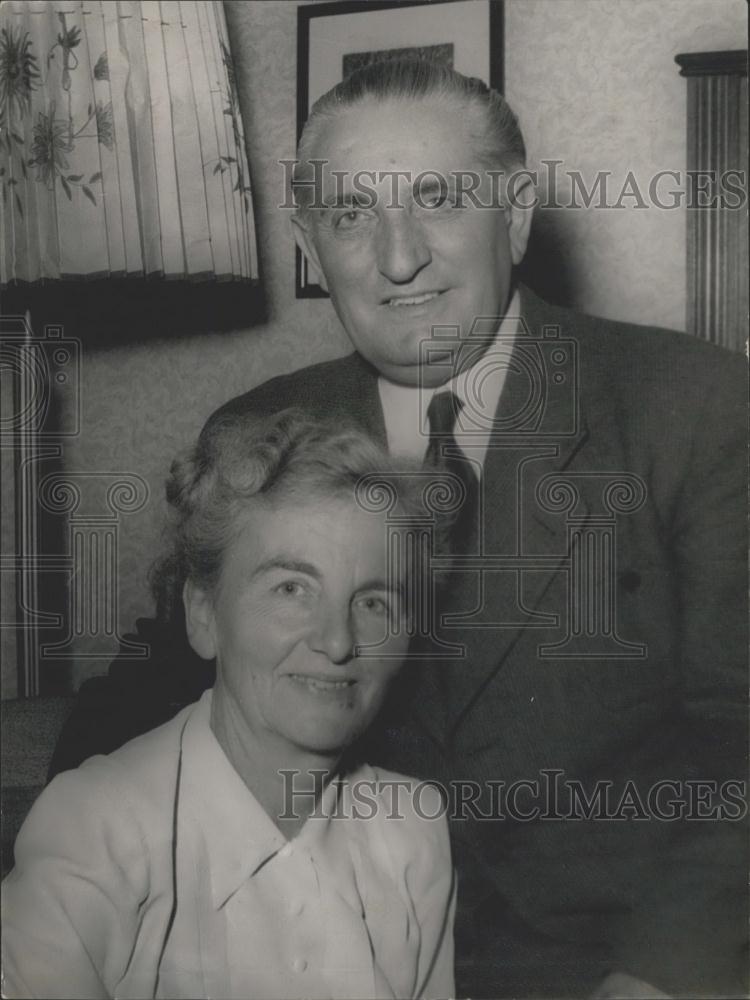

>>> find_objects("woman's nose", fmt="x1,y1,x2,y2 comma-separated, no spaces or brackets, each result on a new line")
376,210,432,284
309,604,355,664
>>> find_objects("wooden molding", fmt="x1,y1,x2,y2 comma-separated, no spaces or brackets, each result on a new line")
675,50,747,77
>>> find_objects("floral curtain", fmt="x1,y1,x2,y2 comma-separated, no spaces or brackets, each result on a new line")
0,0,258,285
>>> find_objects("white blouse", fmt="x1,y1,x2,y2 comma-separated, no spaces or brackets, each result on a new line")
3,691,455,999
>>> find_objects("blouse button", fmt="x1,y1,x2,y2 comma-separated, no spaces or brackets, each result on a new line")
278,842,294,859
292,957,308,973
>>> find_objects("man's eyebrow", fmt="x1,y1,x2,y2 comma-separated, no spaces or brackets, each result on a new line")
414,175,450,198
322,192,374,210
250,558,322,580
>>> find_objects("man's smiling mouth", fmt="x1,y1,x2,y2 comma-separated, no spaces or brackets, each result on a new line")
386,290,444,307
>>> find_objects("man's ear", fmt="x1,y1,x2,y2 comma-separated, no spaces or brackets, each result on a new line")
291,213,329,292
183,580,217,661
504,173,535,266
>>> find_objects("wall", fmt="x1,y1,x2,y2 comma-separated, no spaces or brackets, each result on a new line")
506,0,746,329
3,0,745,696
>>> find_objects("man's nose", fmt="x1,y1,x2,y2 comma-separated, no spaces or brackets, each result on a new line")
376,210,432,284
309,603,355,664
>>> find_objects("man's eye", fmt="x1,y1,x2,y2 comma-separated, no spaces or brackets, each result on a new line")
420,191,447,208
275,581,306,598
334,209,369,229
415,180,452,209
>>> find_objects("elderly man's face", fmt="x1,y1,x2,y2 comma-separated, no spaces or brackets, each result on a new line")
294,97,532,387
186,496,407,760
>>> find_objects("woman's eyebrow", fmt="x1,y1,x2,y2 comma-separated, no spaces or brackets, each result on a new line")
251,557,322,580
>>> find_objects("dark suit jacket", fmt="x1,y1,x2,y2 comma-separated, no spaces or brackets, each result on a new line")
51,287,748,998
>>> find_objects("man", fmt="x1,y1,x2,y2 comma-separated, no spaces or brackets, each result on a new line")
51,61,747,998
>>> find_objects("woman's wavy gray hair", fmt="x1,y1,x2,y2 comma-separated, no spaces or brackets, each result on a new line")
151,408,425,622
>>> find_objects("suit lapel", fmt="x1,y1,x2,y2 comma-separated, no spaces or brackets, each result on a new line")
433,286,592,739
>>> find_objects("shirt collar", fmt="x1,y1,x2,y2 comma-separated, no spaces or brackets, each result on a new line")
178,691,344,910
179,691,286,909
378,288,521,470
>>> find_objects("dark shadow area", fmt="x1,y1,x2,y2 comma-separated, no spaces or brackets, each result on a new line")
2,278,267,348
518,211,579,310
1,695,75,875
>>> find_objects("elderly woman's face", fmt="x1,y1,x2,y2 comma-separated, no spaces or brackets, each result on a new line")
189,495,409,757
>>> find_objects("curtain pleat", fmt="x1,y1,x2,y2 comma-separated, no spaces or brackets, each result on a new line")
0,0,258,284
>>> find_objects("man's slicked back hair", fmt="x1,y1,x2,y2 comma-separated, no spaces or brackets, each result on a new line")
295,57,526,192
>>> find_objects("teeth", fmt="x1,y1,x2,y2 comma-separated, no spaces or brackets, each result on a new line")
291,675,354,692
388,292,440,307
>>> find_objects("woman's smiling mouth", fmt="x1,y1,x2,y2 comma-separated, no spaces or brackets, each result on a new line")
288,673,357,694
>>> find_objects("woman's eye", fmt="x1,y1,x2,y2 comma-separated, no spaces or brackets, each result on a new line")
355,594,388,616
275,581,306,598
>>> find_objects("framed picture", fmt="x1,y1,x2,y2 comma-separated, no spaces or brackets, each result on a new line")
295,0,505,298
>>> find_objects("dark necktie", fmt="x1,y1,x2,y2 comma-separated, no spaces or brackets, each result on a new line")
425,390,479,550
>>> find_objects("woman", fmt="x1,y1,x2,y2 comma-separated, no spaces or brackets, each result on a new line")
2,411,455,999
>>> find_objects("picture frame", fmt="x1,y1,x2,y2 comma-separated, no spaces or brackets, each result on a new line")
295,0,505,298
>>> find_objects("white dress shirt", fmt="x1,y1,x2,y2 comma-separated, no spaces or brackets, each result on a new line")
378,289,520,477
2,691,455,999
